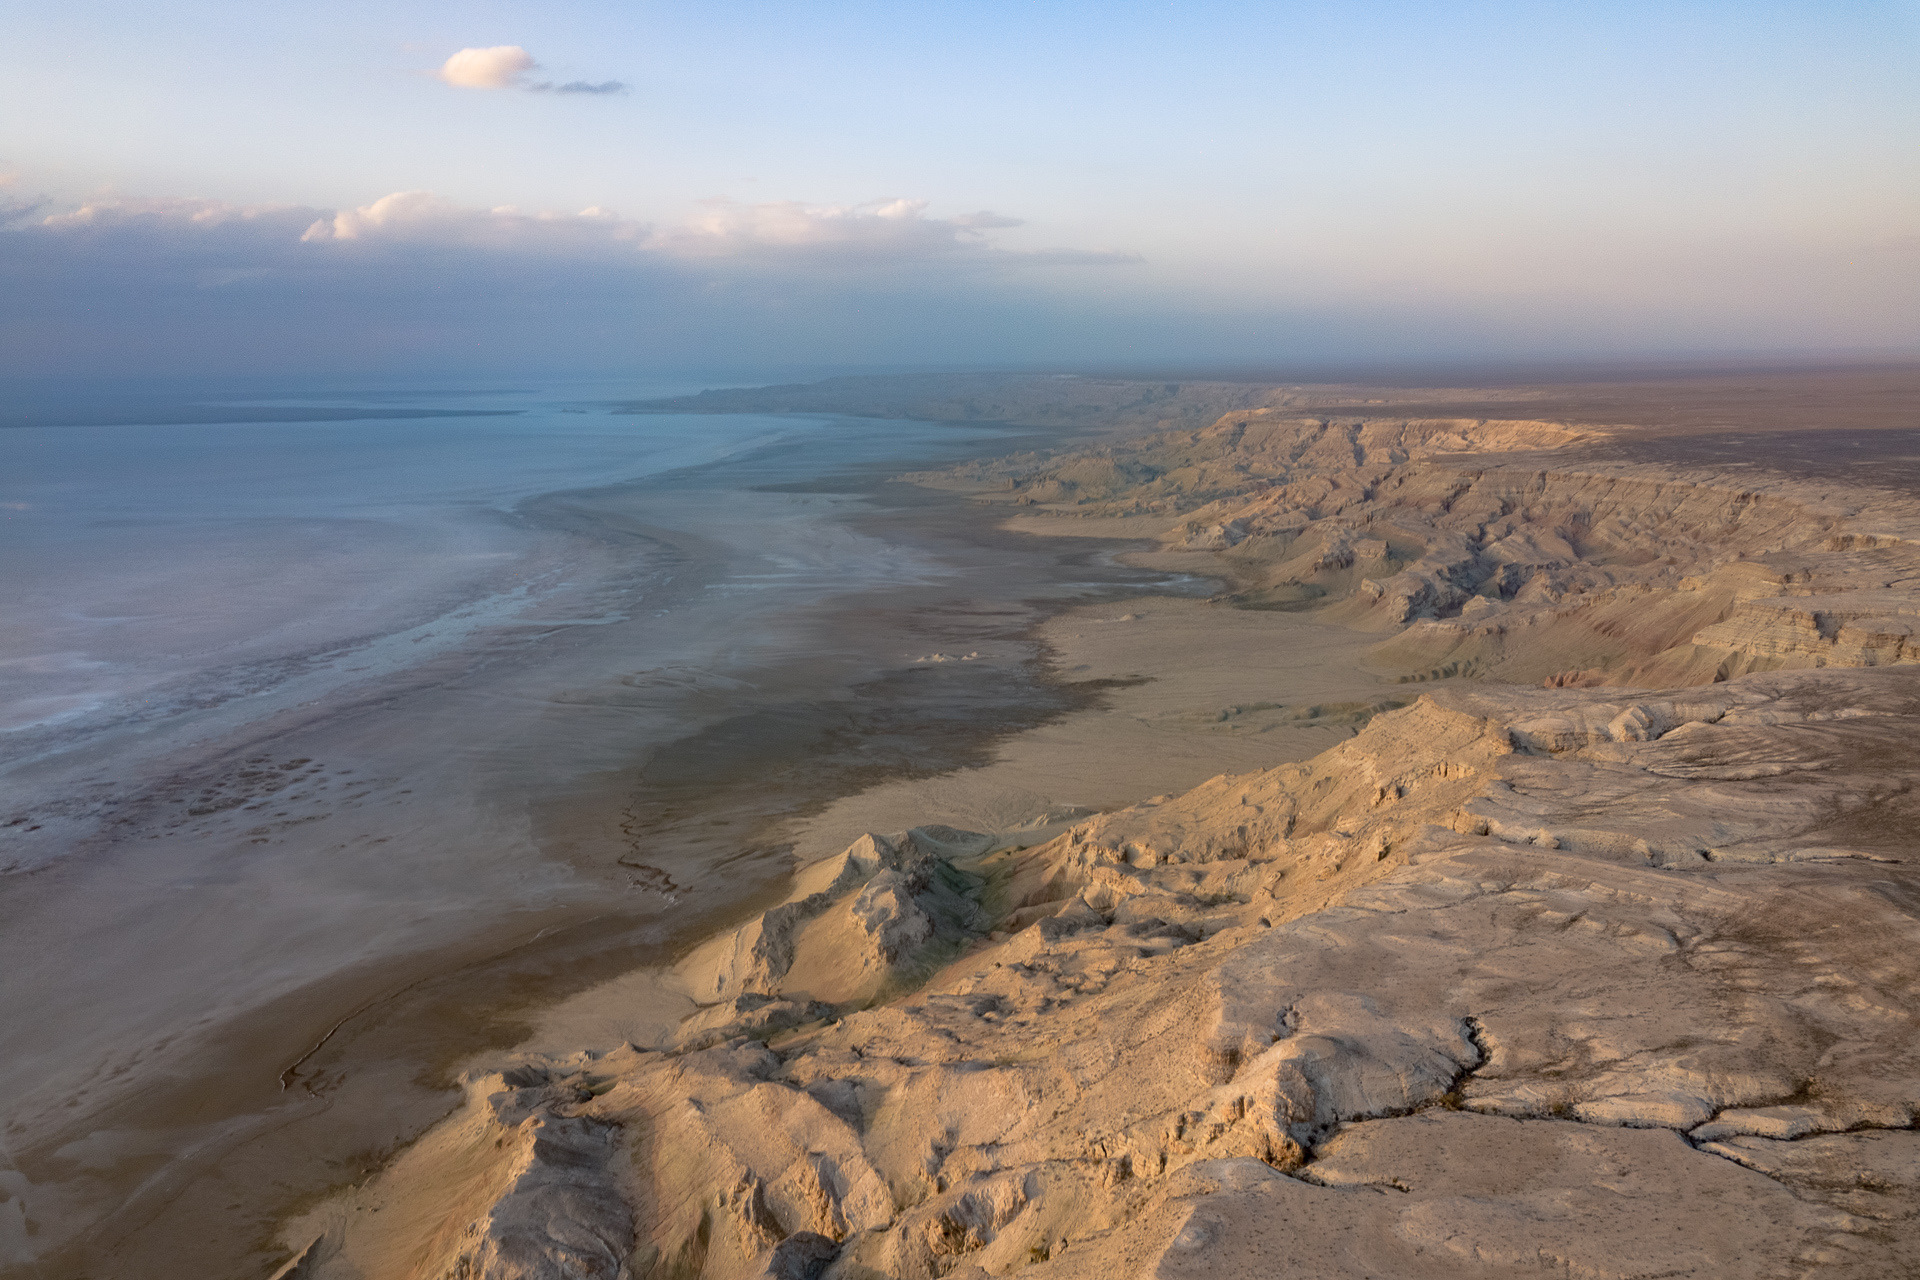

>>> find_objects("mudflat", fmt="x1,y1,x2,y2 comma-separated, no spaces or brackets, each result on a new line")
21,365,1920,1279
0,411,1190,1279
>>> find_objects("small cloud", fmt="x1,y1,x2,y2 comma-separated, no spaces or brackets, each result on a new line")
302,190,456,241
652,197,1052,267
435,47,626,95
437,45,536,89
42,195,307,232
298,190,647,250
533,80,628,96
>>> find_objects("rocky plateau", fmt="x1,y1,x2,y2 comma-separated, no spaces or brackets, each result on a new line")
281,398,1920,1280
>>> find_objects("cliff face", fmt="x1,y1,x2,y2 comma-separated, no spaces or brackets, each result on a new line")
286,672,1920,1280
939,410,1920,686
279,410,1920,1280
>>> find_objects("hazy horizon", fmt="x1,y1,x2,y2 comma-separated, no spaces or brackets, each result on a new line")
5,1,1917,376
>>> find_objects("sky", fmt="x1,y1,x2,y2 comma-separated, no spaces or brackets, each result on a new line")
2,0,1917,377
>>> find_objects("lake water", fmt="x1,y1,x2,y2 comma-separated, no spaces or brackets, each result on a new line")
0,375,1189,1275
1,379,808,753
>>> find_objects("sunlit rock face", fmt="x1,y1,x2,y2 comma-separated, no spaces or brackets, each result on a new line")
280,408,1920,1280
290,665,1920,1279
947,410,1920,686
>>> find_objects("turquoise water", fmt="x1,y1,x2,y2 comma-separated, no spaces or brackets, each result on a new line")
0,378,809,737
0,374,1200,1270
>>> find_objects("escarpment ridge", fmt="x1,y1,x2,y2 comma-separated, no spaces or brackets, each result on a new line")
281,676,1920,1280
278,385,1920,1280
614,373,1551,435
924,408,1920,687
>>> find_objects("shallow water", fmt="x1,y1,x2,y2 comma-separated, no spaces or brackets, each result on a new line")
0,376,1196,1275
0,379,797,750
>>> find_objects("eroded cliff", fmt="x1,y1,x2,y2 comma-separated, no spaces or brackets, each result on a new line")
279,409,1920,1280
927,411,1920,687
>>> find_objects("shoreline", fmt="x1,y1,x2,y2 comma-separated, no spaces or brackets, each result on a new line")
264,374,1920,1280
4,415,1213,1279
15,369,1920,1278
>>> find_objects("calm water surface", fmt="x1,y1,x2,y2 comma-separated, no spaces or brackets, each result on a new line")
1,375,1197,1276
0,379,799,745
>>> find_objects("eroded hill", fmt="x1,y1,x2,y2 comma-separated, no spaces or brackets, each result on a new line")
277,401,1920,1280
921,410,1920,688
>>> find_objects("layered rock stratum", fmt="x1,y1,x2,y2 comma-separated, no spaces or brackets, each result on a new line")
283,394,1920,1279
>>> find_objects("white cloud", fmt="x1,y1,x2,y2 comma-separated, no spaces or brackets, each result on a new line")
283,191,1135,268
299,191,644,252
432,48,628,96
23,189,1140,286
43,196,306,231
437,46,536,89
647,197,1129,266
656,198,970,258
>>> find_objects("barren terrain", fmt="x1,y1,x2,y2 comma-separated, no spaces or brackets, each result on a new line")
280,368,1920,1280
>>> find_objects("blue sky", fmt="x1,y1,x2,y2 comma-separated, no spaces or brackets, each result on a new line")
3,1,1916,375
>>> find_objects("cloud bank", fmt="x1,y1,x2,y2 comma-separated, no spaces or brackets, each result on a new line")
0,189,1145,375
277,190,1120,267
5,188,1912,379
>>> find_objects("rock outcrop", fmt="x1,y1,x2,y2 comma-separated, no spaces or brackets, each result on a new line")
290,666,1920,1279
273,409,1920,1279
938,410,1920,687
